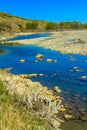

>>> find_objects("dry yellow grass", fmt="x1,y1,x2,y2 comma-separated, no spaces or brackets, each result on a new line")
0,80,52,130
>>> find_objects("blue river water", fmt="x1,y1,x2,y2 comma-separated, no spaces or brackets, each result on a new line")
0,44,87,101
0,33,87,129
5,33,50,41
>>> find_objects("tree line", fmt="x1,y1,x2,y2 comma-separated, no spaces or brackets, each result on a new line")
26,21,87,31
0,20,87,33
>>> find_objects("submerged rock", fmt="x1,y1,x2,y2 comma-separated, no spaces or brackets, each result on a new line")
35,60,38,62
54,59,58,62
80,115,87,121
69,58,77,61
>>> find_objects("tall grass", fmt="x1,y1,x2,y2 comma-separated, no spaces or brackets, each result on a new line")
0,80,52,130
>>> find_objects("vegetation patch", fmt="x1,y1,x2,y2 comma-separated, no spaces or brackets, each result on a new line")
0,80,52,130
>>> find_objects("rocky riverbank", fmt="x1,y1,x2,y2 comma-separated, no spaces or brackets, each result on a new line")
4,30,87,55
0,68,64,130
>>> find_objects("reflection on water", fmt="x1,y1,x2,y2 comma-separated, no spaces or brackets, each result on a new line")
0,49,6,54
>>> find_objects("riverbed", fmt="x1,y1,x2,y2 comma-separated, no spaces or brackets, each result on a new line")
0,32,87,130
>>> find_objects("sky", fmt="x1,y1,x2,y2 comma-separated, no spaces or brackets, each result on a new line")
0,0,87,22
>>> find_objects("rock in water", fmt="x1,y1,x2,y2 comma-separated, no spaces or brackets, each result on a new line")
19,59,26,62
81,76,87,80
54,86,61,93
74,69,84,72
36,53,44,61
46,59,53,62
64,114,74,121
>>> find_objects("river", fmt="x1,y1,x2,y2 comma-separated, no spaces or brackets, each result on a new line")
0,33,87,130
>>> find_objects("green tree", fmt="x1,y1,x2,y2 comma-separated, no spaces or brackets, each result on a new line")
83,23,87,29
26,22,38,30
45,22,55,30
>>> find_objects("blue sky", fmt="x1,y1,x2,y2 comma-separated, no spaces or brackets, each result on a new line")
0,0,87,22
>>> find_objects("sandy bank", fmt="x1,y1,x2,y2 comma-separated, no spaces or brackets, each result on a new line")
0,32,41,41
5,30,87,55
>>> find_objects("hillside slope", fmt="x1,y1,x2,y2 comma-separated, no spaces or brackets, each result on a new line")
0,12,47,33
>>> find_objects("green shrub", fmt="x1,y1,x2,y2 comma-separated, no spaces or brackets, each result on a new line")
26,22,38,30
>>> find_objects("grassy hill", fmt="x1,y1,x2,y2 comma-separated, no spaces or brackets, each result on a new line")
0,12,47,33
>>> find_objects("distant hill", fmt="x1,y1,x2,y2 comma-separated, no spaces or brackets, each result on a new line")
0,12,47,33
0,12,87,34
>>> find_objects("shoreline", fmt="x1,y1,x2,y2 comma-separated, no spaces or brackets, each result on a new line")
2,30,87,55
0,32,40,41
0,68,64,130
